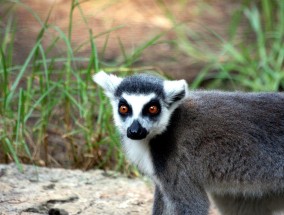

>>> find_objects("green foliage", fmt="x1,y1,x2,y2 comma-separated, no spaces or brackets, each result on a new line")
0,0,160,173
174,0,284,91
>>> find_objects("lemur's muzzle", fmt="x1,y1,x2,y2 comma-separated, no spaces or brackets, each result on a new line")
127,120,148,140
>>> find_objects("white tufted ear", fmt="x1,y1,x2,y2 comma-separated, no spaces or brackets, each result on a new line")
163,79,188,106
92,71,123,98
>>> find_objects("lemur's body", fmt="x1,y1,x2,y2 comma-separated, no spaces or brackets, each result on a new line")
93,71,284,215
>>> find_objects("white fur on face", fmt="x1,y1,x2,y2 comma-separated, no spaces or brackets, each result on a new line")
110,92,182,176
123,93,156,118
112,93,177,139
112,93,156,134
111,93,156,176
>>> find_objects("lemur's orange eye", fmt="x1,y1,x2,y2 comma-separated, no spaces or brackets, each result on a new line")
149,105,159,115
119,105,129,114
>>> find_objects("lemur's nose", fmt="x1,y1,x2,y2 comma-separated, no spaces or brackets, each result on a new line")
127,120,148,140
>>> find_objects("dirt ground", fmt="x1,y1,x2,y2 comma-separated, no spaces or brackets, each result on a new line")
0,163,153,215
0,163,220,215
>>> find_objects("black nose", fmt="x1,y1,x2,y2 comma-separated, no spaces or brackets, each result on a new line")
127,120,148,140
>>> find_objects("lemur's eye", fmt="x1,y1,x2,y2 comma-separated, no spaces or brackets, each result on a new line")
148,105,159,115
119,105,129,114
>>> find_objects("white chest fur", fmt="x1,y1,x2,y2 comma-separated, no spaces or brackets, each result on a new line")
122,138,154,176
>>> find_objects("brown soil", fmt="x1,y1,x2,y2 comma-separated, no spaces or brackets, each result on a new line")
1,0,243,81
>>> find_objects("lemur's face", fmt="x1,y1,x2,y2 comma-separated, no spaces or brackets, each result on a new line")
93,72,188,141
113,92,168,140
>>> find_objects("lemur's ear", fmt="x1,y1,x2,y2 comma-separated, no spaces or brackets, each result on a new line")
163,79,188,106
92,71,123,98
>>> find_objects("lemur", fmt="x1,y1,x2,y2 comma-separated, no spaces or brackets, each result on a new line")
93,71,284,215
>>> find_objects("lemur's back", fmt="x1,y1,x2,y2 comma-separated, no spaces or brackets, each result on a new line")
181,91,284,150
150,91,284,195
180,91,284,148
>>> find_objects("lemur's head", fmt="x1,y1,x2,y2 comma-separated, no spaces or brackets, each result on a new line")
93,71,188,141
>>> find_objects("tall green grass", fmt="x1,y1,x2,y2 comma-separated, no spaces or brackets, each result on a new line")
173,0,284,91
0,0,160,173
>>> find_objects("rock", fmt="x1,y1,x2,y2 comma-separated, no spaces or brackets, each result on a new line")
0,164,153,215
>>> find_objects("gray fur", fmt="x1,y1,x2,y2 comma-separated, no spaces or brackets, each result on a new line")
93,71,284,215
150,91,284,215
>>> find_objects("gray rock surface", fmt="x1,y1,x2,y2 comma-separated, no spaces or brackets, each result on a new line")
0,164,153,215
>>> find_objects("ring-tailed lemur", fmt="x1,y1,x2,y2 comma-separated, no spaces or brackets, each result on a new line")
93,71,284,215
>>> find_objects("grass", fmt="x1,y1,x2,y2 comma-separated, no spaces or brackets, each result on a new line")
173,0,284,91
0,0,161,174
0,0,283,173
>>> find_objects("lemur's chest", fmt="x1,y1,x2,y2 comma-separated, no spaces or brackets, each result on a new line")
122,138,154,176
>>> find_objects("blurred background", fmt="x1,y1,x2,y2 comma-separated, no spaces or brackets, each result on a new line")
0,0,283,174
